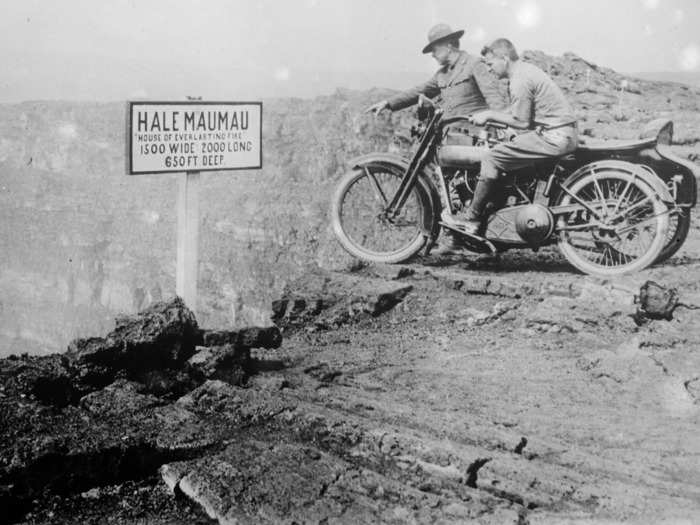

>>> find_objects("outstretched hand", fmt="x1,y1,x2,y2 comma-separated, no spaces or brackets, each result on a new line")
365,100,390,115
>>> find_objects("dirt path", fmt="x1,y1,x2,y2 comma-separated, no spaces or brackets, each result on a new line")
153,254,700,523
251,257,700,523
7,231,700,524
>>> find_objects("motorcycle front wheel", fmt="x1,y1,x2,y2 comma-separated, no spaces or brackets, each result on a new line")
331,165,429,264
556,169,669,276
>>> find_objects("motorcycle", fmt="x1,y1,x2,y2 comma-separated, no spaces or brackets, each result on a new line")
331,99,698,276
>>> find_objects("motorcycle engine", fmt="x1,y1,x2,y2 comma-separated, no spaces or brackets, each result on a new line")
514,204,555,245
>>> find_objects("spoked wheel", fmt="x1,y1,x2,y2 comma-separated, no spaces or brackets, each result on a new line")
556,168,669,276
655,207,691,264
331,165,430,264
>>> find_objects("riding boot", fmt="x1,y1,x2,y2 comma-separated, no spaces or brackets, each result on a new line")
443,178,499,236
466,177,499,219
429,230,464,257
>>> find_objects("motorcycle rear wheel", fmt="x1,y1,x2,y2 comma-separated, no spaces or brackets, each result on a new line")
556,169,669,276
331,165,429,264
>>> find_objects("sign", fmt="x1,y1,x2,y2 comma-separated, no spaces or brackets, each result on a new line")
127,101,262,174
126,99,263,315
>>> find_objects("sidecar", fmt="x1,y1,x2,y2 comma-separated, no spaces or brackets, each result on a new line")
565,119,699,263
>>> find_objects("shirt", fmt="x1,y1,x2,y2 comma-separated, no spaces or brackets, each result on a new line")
508,60,576,129
386,51,507,118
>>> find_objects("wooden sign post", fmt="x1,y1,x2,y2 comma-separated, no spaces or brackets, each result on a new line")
127,101,263,314
176,170,200,310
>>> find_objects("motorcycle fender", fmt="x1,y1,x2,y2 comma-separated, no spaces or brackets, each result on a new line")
556,159,674,206
350,153,441,242
656,144,698,207
350,152,410,170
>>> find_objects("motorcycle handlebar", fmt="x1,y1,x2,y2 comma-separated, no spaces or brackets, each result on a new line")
441,114,508,129
440,115,472,126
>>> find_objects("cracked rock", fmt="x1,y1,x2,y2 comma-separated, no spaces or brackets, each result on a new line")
576,338,671,384
523,296,628,334
273,270,413,331
160,442,347,524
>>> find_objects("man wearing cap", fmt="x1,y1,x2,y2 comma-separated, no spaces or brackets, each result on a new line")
366,23,506,131
441,38,578,236
366,24,506,256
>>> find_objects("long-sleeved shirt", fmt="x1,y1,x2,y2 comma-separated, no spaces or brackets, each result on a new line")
386,51,507,118
508,60,576,129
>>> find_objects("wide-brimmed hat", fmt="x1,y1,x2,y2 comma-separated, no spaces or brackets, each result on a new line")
422,23,465,54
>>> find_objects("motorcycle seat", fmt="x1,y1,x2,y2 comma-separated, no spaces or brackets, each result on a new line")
576,137,656,152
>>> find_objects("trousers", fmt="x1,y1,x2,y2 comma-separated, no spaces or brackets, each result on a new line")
480,125,578,180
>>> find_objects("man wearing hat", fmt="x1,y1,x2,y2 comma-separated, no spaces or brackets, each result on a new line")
366,23,506,256
366,23,505,127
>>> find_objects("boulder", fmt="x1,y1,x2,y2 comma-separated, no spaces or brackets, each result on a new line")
3,297,282,408
67,297,199,390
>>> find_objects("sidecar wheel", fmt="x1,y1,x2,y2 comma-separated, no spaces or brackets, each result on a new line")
331,165,429,264
655,208,691,264
556,168,669,276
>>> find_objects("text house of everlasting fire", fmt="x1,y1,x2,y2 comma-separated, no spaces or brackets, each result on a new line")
128,101,262,174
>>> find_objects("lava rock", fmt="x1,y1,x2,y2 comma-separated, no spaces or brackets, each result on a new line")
67,297,199,390
0,353,77,407
159,441,347,523
199,326,282,349
273,269,413,331
187,345,250,386
634,280,679,322
272,297,325,328
80,380,162,415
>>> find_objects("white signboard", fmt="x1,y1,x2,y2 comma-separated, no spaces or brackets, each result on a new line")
127,101,262,174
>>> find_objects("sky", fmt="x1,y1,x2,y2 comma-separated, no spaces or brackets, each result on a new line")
1,0,699,102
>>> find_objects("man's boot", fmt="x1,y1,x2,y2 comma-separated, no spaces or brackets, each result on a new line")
429,230,464,257
442,178,499,236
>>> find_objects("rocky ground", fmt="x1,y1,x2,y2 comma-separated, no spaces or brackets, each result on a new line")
2,49,700,524
3,219,700,523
